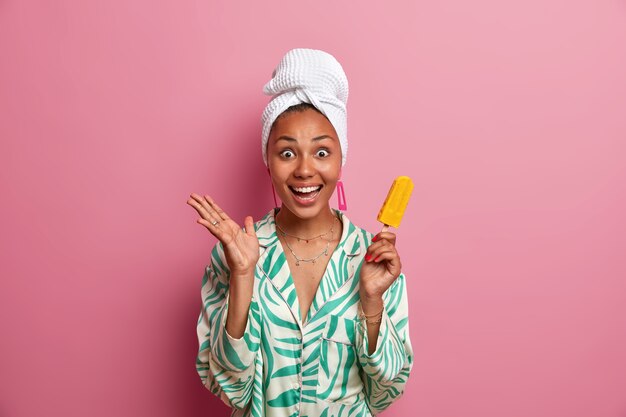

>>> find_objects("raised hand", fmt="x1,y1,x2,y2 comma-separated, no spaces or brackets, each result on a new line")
359,231,402,299
187,194,259,276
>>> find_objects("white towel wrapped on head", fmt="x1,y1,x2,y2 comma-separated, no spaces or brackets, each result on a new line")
261,48,349,167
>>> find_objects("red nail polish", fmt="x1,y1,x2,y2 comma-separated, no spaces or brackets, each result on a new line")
365,255,371,261
372,236,378,242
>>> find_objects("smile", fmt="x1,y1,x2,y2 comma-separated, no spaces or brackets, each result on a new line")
288,185,323,204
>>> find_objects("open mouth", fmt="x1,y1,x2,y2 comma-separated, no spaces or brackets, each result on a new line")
288,185,323,204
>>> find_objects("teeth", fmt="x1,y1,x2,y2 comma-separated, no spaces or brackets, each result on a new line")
292,185,321,193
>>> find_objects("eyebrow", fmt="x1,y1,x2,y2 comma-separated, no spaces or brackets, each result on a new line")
275,135,334,143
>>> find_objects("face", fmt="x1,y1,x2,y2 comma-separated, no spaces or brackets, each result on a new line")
267,108,342,220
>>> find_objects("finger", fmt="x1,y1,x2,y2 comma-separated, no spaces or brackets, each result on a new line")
365,245,389,262
375,251,402,276
187,196,209,217
189,193,213,214
187,194,207,213
370,250,402,274
365,239,393,258
188,196,221,225
205,195,232,222
197,217,227,240
195,194,221,220
372,232,397,245
244,216,256,236
373,232,396,245
372,249,396,263
189,194,223,225
367,247,396,263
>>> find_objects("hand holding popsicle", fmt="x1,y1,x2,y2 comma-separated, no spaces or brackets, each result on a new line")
359,176,414,300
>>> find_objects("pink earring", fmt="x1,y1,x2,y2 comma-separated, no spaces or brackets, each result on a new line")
268,169,278,207
337,172,347,211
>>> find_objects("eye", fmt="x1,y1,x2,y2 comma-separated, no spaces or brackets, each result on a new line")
280,149,295,159
316,149,330,158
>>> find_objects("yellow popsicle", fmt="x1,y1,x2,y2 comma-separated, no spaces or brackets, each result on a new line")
377,176,414,231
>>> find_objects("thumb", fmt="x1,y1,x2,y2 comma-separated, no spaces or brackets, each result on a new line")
243,216,256,236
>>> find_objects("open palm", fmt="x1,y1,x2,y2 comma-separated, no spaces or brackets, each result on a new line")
187,194,259,276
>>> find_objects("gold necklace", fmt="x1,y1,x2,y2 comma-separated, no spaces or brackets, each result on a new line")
283,238,330,266
276,216,337,266
275,216,337,243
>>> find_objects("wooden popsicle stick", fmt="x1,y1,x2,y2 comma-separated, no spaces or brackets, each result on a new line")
381,224,389,233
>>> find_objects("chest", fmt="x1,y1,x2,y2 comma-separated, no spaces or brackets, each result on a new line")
288,258,327,298
279,238,340,322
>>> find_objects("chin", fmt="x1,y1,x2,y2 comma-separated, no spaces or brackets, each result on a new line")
280,201,326,219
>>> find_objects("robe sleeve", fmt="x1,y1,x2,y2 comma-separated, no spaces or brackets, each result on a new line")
356,272,414,415
195,241,262,410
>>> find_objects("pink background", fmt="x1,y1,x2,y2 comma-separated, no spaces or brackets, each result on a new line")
1,1,625,416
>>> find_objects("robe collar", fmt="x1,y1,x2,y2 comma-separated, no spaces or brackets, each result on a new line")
254,207,363,326
255,207,361,256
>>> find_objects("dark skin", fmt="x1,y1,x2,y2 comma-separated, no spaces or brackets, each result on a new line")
187,108,403,354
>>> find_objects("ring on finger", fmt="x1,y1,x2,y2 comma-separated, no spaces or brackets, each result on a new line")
211,220,219,226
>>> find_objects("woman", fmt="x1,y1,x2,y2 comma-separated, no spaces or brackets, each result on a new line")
188,48,413,417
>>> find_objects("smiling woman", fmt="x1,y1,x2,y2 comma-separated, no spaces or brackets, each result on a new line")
188,48,413,417
268,106,341,212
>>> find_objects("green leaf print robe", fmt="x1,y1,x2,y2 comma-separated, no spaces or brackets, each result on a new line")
196,208,413,416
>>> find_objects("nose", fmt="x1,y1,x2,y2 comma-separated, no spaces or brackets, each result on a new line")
294,154,315,178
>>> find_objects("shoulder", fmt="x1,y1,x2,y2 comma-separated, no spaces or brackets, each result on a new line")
253,208,276,230
336,210,376,252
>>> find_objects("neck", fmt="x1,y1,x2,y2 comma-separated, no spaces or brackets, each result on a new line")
275,205,337,237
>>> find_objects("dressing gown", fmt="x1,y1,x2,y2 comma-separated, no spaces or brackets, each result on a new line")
196,208,413,416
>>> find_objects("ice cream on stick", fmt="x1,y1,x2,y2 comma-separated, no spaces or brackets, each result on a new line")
377,176,414,233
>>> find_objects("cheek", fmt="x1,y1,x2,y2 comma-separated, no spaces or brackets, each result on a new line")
268,163,289,185
319,170,341,189
319,158,341,177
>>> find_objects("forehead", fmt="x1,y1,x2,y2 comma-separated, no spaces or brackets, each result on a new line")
270,109,338,143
